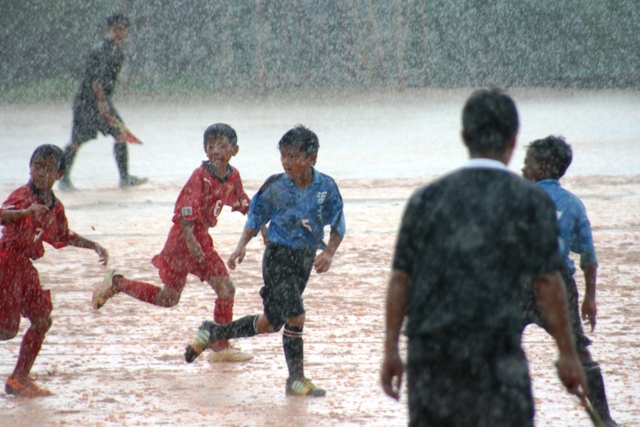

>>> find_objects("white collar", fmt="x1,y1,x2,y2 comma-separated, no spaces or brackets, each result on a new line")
460,158,512,172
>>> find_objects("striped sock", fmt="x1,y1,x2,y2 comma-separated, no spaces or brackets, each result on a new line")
283,324,304,380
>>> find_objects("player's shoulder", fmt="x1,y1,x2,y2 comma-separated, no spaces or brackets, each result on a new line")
3,184,34,203
88,40,108,56
316,170,340,188
226,164,243,181
257,173,286,195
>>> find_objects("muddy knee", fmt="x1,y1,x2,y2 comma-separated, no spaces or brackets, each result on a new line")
31,317,52,335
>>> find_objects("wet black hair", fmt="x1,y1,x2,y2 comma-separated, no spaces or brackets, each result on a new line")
277,125,319,157
525,135,573,179
462,88,519,157
203,123,238,147
106,12,130,28
30,144,65,172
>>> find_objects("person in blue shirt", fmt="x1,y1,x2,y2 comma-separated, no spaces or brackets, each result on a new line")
184,125,345,397
522,135,618,427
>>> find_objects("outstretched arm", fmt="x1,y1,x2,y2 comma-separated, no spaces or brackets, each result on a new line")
581,264,598,332
381,269,409,401
68,233,108,266
1,203,49,223
227,227,256,270
534,270,588,401
313,229,342,273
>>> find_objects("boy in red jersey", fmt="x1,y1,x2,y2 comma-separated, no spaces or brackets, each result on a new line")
92,123,253,362
1,144,109,397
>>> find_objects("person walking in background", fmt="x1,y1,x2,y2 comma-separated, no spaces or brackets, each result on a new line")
59,12,146,191
521,135,619,426
381,88,587,426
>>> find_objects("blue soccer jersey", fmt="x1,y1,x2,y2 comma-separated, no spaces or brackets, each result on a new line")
538,179,597,276
245,169,346,250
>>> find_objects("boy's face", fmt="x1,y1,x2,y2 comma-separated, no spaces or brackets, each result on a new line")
204,136,238,170
107,23,129,46
521,150,546,182
30,156,63,192
280,146,316,184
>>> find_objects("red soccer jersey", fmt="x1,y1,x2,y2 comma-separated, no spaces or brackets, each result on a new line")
164,162,250,250
0,183,75,260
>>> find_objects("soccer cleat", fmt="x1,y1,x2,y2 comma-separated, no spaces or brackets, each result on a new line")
119,175,148,188
5,377,53,397
285,377,326,397
208,345,254,363
184,321,217,363
92,269,121,310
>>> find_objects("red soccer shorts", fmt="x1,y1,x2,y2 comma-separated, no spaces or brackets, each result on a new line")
151,250,229,293
0,250,53,332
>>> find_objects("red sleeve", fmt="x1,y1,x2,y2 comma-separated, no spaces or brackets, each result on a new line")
42,202,72,249
0,186,30,224
172,168,204,223
227,169,250,215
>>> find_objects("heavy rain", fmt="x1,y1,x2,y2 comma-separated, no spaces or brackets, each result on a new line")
1,1,639,426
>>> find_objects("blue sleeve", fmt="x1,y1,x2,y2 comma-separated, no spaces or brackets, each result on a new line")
245,190,271,236
245,175,281,235
569,199,598,268
326,183,346,237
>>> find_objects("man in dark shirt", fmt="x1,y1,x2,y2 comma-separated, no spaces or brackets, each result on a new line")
381,88,587,427
60,12,146,191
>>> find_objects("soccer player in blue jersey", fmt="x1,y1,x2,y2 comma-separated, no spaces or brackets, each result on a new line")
522,135,618,426
184,125,346,397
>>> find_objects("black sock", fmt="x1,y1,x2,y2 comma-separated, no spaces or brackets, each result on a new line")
585,363,613,422
213,315,259,341
114,142,129,179
283,324,304,380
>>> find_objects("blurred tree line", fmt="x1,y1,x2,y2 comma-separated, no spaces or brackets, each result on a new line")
1,0,638,100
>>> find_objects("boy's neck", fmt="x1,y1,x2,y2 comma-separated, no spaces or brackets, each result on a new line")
29,181,55,208
205,161,231,181
292,169,314,189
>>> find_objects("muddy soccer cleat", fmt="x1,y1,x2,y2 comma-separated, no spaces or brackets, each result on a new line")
5,377,53,397
92,269,121,310
208,345,254,363
285,377,326,397
185,321,217,363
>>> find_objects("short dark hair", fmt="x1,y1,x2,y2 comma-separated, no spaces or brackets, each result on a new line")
525,135,573,179
462,88,519,156
30,144,65,172
203,123,238,147
278,125,319,157
106,12,130,28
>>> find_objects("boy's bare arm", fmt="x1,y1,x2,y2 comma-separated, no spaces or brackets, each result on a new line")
381,269,409,401
68,233,108,266
92,81,125,143
313,229,342,273
178,217,204,262
1,203,49,222
91,81,111,118
534,270,588,400
227,227,256,270
581,264,598,331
